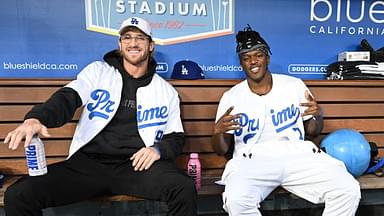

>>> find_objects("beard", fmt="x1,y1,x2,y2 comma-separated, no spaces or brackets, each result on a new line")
120,48,151,66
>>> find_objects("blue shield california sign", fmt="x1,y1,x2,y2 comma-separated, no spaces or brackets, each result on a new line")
85,0,234,45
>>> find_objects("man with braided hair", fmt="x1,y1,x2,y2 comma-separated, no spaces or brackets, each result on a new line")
211,25,361,215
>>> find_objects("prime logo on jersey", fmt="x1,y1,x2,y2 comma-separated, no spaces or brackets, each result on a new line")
271,104,300,133
86,89,116,120
234,113,260,144
137,104,169,130
234,103,304,144
271,104,303,140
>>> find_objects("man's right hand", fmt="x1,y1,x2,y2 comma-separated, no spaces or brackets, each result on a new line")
4,118,50,150
213,106,241,134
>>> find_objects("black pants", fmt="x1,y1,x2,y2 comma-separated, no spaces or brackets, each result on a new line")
4,151,197,216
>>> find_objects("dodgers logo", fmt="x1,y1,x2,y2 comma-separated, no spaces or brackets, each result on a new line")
137,105,169,129
234,113,259,144
130,17,139,25
86,89,115,120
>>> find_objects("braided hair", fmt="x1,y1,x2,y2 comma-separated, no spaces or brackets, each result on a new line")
236,24,271,55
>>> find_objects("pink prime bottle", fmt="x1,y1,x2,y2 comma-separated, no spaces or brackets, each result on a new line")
187,153,201,191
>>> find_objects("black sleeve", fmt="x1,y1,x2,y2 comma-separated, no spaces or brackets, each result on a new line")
24,87,83,128
153,132,185,160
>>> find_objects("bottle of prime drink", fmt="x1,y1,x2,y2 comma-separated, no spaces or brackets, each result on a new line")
25,135,48,176
187,153,201,191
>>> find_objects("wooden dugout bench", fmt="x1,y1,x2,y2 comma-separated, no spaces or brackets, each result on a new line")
0,79,384,209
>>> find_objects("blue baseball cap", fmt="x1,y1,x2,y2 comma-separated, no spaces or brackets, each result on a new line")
171,60,205,80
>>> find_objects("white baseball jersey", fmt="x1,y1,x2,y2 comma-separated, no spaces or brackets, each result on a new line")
66,61,183,158
215,74,312,158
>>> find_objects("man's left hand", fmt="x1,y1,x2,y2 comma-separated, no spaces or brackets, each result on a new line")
300,90,322,118
130,147,160,171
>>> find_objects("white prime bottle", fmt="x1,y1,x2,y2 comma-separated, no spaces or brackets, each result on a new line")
25,135,48,176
